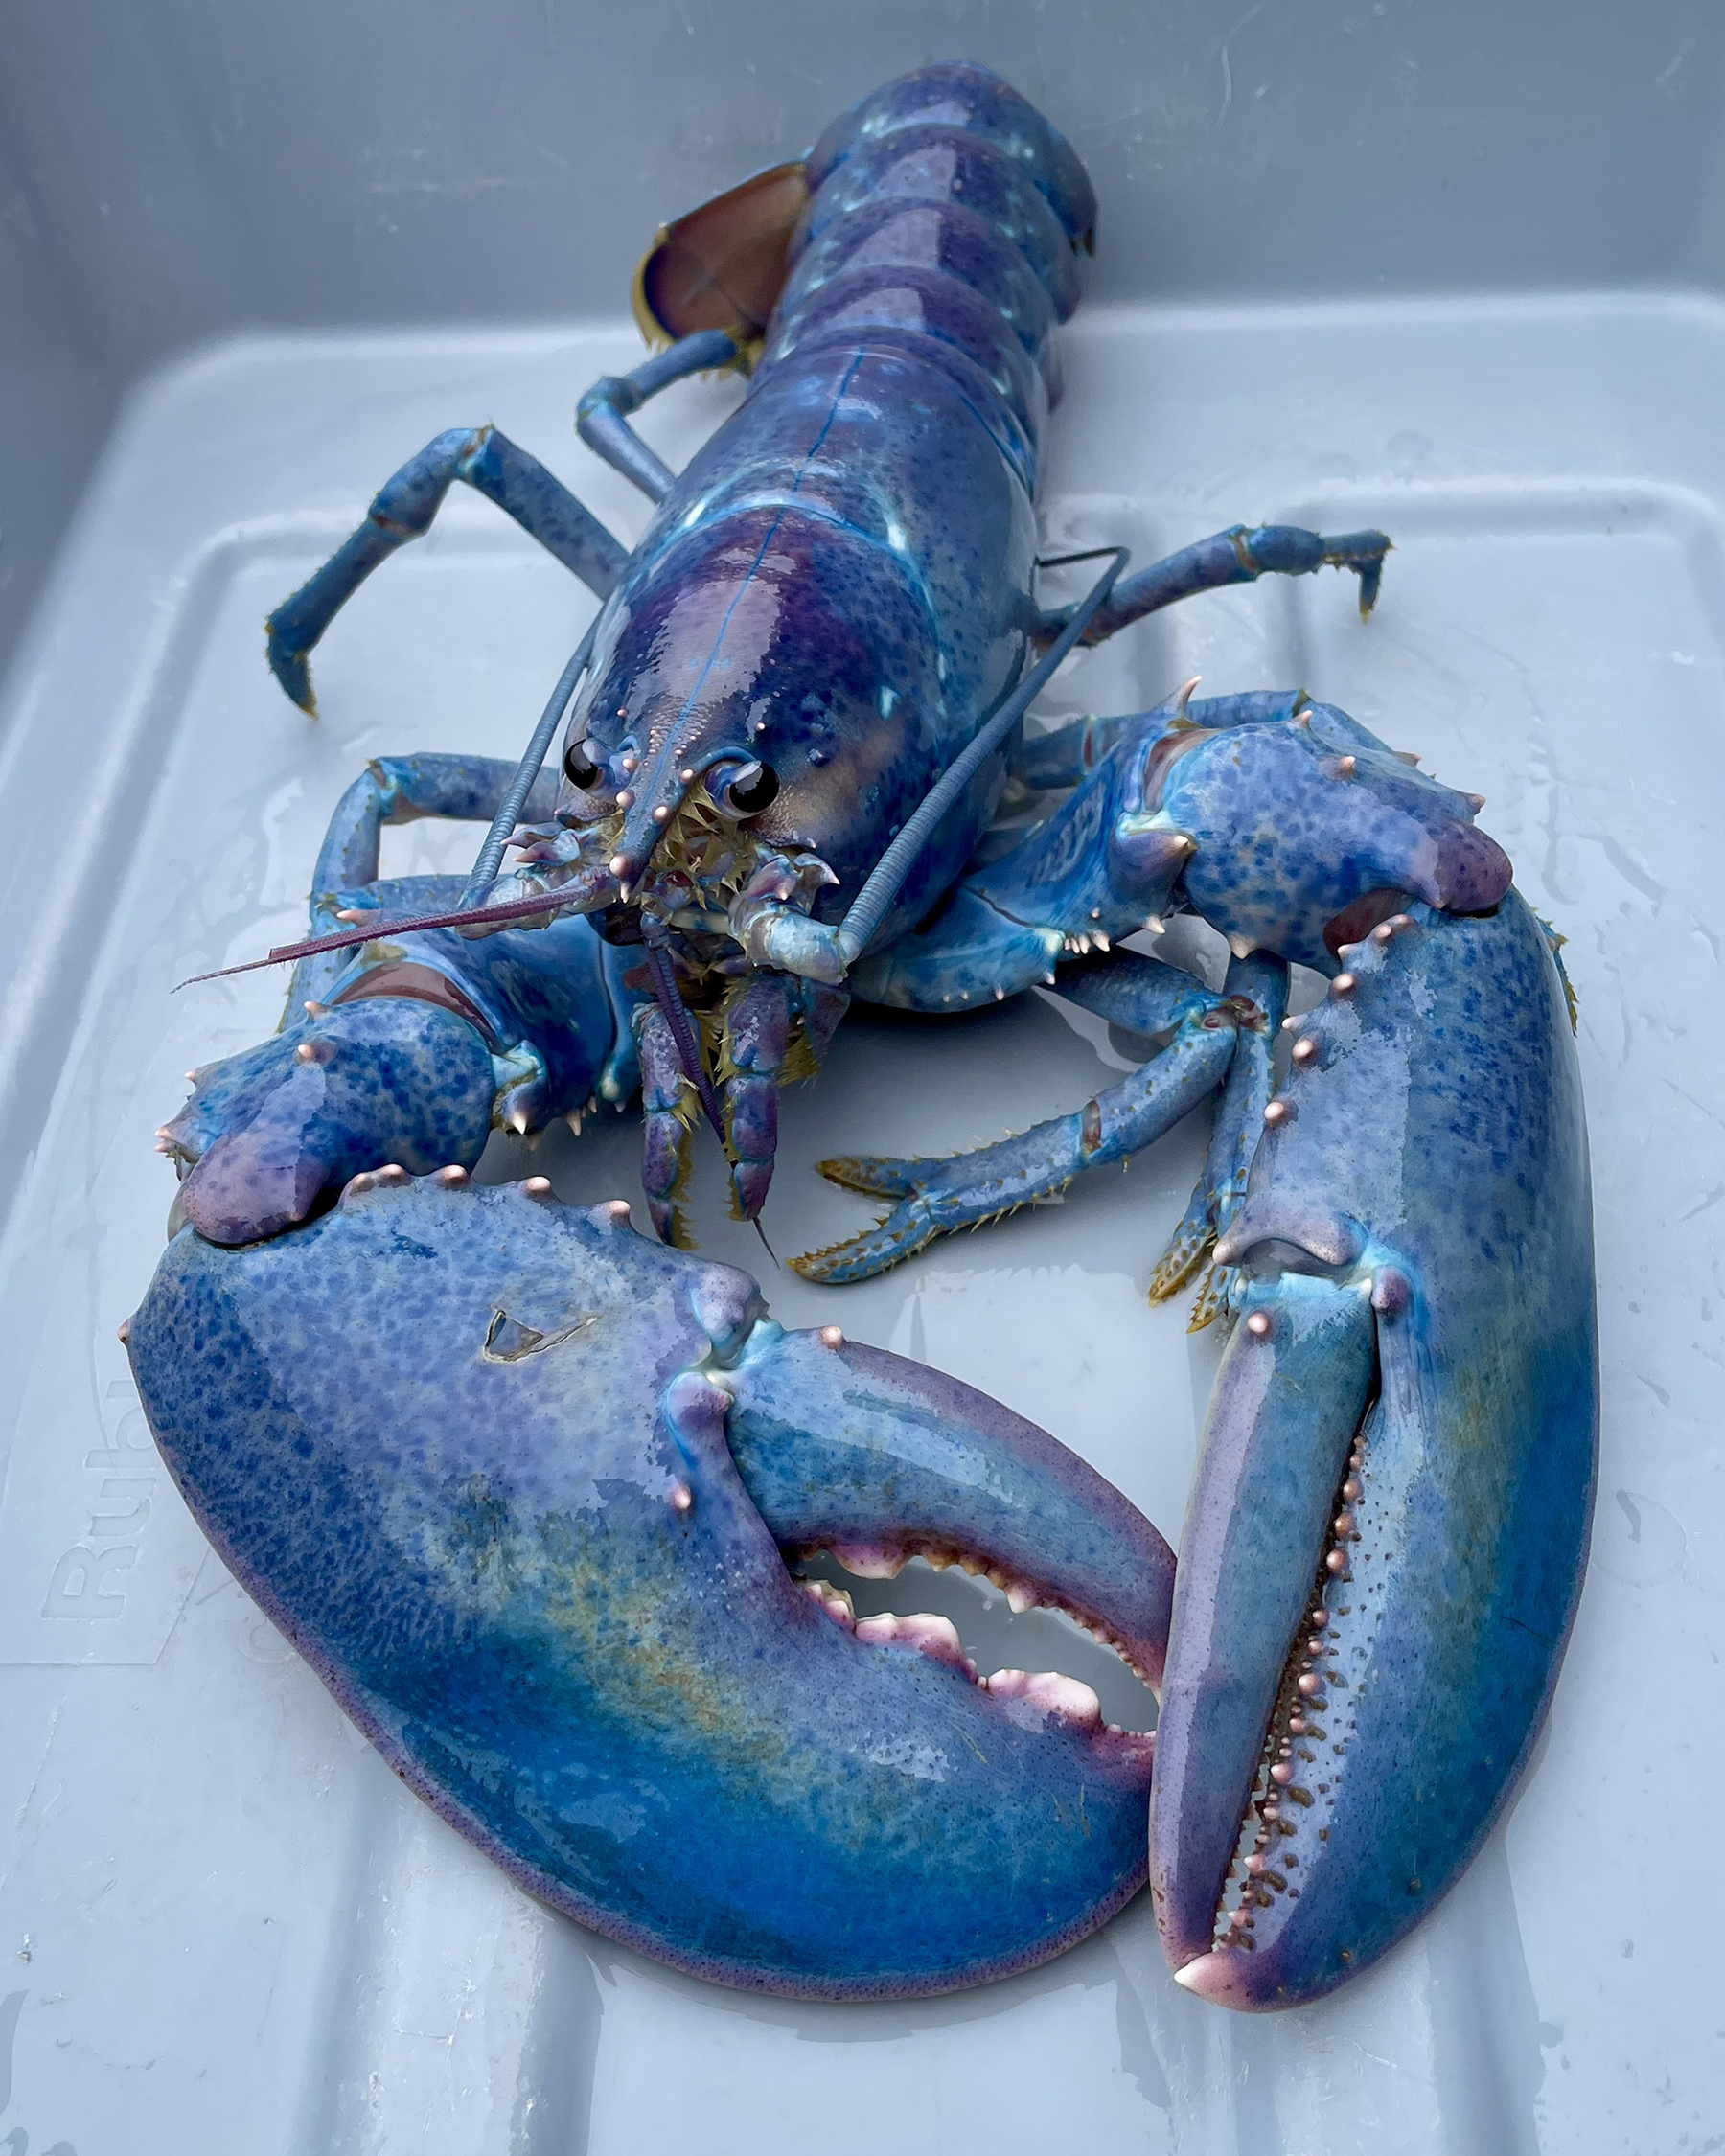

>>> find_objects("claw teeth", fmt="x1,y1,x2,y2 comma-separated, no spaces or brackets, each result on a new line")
984,1669,1102,1728
854,1611,966,1669
831,1544,905,1579
803,1577,856,1626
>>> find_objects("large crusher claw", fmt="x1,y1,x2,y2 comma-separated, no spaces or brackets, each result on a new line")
126,1175,1174,2000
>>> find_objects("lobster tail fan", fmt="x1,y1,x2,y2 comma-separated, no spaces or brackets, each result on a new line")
632,161,810,353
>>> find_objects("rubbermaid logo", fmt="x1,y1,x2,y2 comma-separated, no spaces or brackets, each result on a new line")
0,1367,205,1667
41,1380,154,1618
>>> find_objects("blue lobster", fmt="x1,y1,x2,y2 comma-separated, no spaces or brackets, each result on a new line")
133,64,1597,2010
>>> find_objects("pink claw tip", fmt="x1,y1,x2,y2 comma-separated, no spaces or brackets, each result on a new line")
615,790,635,809
609,854,631,878
669,1483,694,1513
652,803,671,823
116,1319,130,1344
523,1176,552,1197
1172,1950,1254,2004
1331,973,1356,996
435,1164,469,1184
1246,1311,1273,1338
1263,1099,1292,1125
1292,1037,1316,1062
606,1199,631,1221
819,1324,845,1347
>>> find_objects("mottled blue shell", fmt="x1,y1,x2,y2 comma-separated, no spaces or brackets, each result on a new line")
572,61,1090,944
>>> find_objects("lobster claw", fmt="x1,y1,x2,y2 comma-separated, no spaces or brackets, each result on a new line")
1150,896,1597,2009
127,1175,1173,1998
160,999,496,1244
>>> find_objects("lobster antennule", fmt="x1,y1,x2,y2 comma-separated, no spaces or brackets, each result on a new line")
176,861,619,988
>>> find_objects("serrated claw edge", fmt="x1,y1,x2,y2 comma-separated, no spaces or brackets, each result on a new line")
816,1154,930,1198
1149,1227,1216,1306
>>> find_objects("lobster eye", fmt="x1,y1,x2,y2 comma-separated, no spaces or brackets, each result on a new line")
716,760,779,816
563,737,606,791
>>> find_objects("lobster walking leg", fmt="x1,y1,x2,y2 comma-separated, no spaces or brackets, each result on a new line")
1126,952,1285,1320
292,751,563,1006
796,954,1240,1283
264,427,629,710
576,328,743,501
1049,524,1392,648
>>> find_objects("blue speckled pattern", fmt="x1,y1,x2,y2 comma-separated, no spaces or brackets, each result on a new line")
159,754,645,1244
127,1178,1172,1998
803,692,1510,1294
1154,895,1597,2009
159,67,1596,2017
251,69,1393,1227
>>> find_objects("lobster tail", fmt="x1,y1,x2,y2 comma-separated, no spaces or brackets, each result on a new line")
804,63,1098,252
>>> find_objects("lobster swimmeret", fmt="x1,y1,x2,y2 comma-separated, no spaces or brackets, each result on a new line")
132,63,1597,2009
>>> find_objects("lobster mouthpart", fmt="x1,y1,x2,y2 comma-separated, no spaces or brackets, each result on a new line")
1150,896,1596,2009
127,1178,1171,1998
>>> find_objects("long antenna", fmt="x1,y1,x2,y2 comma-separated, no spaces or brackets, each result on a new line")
459,617,598,907
831,546,1128,961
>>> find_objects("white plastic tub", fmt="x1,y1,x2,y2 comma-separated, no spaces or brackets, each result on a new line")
1,10,1719,2150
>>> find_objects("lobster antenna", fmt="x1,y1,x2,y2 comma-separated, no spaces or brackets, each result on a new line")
460,617,599,906
177,623,605,989
833,546,1128,961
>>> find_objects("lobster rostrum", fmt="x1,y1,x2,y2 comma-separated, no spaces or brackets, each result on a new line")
135,64,1598,2012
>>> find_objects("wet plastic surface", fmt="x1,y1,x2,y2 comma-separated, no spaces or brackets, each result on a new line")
0,293,1714,2149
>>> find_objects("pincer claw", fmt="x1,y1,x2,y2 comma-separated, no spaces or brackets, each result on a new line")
126,1173,1175,1998
1150,894,1596,2009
